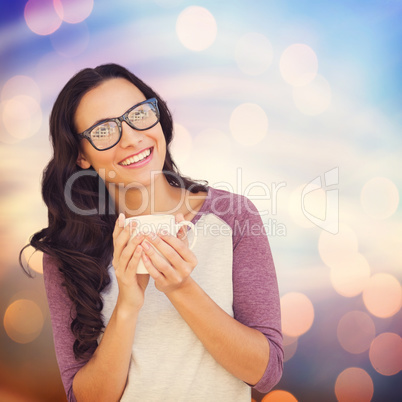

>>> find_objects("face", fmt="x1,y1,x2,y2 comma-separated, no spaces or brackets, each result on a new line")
74,78,166,189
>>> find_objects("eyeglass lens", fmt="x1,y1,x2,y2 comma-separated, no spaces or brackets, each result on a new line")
89,102,158,150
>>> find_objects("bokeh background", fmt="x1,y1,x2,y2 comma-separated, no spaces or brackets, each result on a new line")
1,0,401,401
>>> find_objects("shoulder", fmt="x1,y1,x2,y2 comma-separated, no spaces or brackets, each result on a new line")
43,253,62,284
207,187,260,220
42,253,71,306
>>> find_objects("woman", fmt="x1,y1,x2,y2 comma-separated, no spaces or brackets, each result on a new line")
22,64,283,401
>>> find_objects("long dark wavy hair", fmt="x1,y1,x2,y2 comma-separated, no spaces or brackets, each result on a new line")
20,63,208,359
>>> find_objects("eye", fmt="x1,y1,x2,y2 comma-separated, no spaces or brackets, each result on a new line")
129,108,149,122
127,103,158,129
91,122,118,139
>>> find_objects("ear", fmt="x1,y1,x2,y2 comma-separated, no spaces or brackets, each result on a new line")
76,152,91,169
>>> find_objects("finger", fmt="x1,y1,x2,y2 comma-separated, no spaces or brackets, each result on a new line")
114,236,136,276
177,226,188,247
126,244,144,275
112,213,126,240
141,238,174,275
157,231,197,265
113,224,131,264
116,232,144,273
175,213,189,246
175,213,185,223
142,252,165,282
145,232,196,271
113,220,138,261
127,219,138,238
177,223,187,240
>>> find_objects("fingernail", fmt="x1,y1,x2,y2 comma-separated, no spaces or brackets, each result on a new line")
118,213,125,227
142,241,150,250
147,232,157,240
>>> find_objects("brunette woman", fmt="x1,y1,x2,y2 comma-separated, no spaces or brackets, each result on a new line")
22,64,283,401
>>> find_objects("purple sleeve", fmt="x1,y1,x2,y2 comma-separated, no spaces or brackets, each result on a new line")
43,253,95,402
231,196,283,393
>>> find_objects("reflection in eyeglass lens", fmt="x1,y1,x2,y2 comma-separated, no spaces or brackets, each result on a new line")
128,106,154,128
92,122,118,143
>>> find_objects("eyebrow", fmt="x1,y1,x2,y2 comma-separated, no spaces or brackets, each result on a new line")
90,116,114,127
88,100,148,128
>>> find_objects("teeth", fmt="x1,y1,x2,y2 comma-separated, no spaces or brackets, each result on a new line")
121,148,151,166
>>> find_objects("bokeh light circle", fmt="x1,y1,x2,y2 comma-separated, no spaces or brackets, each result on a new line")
53,0,94,24
279,43,318,86
318,224,358,268
283,334,298,362
230,103,268,146
176,6,217,51
335,367,374,402
330,253,371,298
369,332,402,376
1,75,41,103
3,299,44,344
375,223,402,272
2,95,42,140
235,33,274,76
24,0,62,36
301,185,327,222
281,292,314,337
189,128,233,182
0,101,20,144
337,311,375,354
361,177,399,219
262,390,298,402
292,75,331,115
362,273,401,318
288,184,318,228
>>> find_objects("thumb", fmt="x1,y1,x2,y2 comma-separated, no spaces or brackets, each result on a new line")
175,213,188,243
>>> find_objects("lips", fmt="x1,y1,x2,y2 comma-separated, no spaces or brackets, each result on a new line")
119,147,153,166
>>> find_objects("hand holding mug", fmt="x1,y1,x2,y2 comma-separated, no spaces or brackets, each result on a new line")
112,214,150,312
124,214,197,274
129,213,198,295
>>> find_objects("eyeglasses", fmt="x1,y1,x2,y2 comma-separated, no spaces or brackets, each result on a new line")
77,98,160,151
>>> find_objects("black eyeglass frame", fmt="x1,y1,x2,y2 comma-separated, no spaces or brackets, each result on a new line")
76,98,160,151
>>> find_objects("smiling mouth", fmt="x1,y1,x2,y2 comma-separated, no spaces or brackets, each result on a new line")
119,147,153,166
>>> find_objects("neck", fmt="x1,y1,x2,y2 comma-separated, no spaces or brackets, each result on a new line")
110,173,186,217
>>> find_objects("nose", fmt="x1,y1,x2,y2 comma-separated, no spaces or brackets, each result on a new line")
118,121,144,148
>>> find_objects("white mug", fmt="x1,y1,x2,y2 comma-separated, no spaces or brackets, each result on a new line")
124,214,196,274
